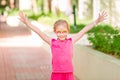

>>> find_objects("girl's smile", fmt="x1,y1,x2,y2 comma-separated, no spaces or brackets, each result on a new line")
54,25,69,41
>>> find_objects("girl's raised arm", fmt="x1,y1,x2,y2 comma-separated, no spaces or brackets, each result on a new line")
18,11,51,45
72,11,108,44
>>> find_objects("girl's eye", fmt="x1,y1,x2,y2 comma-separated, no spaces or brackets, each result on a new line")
56,31,67,34
56,31,61,33
63,31,67,33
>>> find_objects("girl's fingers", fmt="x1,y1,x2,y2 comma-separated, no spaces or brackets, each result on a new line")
19,11,26,19
19,11,24,17
101,11,108,17
100,11,108,19
18,12,26,23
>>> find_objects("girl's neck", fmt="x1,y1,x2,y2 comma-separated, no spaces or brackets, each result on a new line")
57,38,67,42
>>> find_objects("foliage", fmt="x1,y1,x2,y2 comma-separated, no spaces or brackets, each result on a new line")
70,24,86,33
0,0,7,14
7,8,19,16
87,24,120,58
70,23,120,58
37,12,69,26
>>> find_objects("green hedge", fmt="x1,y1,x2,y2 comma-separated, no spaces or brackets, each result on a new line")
87,25,120,58
70,24,120,58
70,24,86,33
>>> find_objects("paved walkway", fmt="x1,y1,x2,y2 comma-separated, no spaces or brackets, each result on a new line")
0,22,79,80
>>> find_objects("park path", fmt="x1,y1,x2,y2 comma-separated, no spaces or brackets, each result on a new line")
0,22,79,80
0,22,51,80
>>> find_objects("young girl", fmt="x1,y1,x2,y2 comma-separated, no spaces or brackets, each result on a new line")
18,11,107,80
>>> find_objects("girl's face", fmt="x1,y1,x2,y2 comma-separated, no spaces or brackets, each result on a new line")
54,25,69,41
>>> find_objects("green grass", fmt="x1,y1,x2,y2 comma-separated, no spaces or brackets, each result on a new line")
37,13,69,26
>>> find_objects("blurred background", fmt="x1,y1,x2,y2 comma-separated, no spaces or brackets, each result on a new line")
0,0,120,27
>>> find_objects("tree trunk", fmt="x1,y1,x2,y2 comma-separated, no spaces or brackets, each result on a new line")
48,0,51,13
31,0,38,14
9,0,15,9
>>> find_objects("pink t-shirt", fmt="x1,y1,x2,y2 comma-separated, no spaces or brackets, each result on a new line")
51,38,73,73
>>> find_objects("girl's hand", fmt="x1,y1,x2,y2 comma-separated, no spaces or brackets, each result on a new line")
18,12,51,45
18,11,28,24
96,11,108,24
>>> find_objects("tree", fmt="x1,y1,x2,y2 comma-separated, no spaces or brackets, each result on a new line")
31,0,38,14
9,0,15,9
48,0,51,13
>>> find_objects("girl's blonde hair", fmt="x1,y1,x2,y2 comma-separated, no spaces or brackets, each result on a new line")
53,19,70,32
